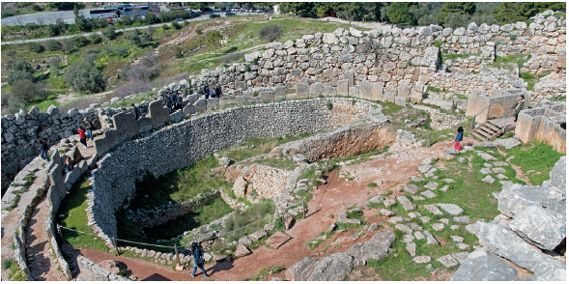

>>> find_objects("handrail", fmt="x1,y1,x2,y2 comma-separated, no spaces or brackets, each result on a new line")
471,104,491,130
486,114,508,140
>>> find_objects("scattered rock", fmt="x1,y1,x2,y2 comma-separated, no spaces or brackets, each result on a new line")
432,223,445,231
414,231,425,240
389,216,404,224
402,235,415,243
403,184,420,194
395,224,413,234
457,243,470,250
482,175,495,183
420,216,431,223
437,255,459,268
451,236,464,243
451,248,520,281
425,204,443,215
421,190,437,198
380,209,394,216
423,230,440,246
234,244,251,258
437,203,464,215
397,196,415,211
413,256,431,264
424,181,438,190
454,216,471,224
406,243,417,256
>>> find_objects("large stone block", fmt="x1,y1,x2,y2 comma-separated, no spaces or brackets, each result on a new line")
383,88,396,103
149,100,169,128
296,82,310,98
322,86,337,96
344,70,355,87
136,117,153,133
394,96,406,106
169,110,184,123
207,98,219,109
111,111,138,140
371,83,383,101
337,79,349,96
508,206,566,251
309,82,323,96
397,85,412,100
349,87,359,97
451,248,519,281
194,98,207,111
185,94,200,105
359,80,372,100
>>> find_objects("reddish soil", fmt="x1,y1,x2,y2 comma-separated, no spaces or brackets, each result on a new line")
61,141,460,281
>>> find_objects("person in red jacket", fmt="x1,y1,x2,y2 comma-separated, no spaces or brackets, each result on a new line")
78,126,88,149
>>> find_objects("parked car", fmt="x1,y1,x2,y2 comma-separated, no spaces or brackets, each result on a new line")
209,13,220,18
175,17,183,21
225,12,235,16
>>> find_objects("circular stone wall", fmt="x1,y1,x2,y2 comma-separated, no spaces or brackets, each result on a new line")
89,98,381,246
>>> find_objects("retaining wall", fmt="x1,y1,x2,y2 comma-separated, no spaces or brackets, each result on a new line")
515,103,566,153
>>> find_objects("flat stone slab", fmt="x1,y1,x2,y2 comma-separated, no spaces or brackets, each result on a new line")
414,231,425,240
389,216,404,224
412,196,425,201
454,216,472,223
480,168,492,174
496,174,508,179
408,212,421,219
406,243,417,256
493,161,508,167
439,218,449,224
437,255,459,268
450,225,460,230
411,176,425,182
451,252,470,263
402,234,415,243
419,216,431,223
451,249,520,281
403,184,420,194
397,196,416,211
492,167,506,174
266,232,292,249
425,204,443,215
418,164,432,173
476,151,497,161
451,235,464,242
442,178,455,183
395,224,413,234
424,181,438,190
421,190,437,198
437,203,464,215
383,199,396,208
424,230,440,246
380,209,394,216
440,185,449,192
413,256,431,263
465,224,477,234
482,175,495,183
457,243,471,250
408,223,423,231
432,223,445,231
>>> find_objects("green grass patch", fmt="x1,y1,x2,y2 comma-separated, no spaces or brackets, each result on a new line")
454,93,468,100
2,257,27,281
26,93,60,113
427,86,442,93
211,199,276,244
490,53,531,70
507,142,564,185
246,265,285,281
57,173,109,252
374,100,404,116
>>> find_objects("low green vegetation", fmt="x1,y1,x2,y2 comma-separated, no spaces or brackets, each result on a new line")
219,132,318,162
246,265,285,281
374,100,404,116
2,257,27,281
57,173,109,252
506,142,565,185
221,199,275,243
441,52,479,61
490,53,531,70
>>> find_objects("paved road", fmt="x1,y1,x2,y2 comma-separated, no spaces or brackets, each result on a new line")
1,9,91,25
1,12,265,45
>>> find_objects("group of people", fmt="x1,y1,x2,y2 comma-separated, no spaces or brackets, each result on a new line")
162,91,184,113
203,83,222,99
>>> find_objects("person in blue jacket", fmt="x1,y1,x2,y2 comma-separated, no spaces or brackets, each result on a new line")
203,83,210,99
189,242,209,278
455,126,464,150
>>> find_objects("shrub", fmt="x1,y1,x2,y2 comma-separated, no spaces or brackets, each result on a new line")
121,15,133,26
259,25,283,42
48,57,61,68
102,25,116,40
115,46,129,57
28,42,44,53
7,60,34,86
73,36,89,47
64,61,107,93
171,20,181,30
10,79,48,103
196,28,202,35
47,40,62,51
510,34,517,41
175,48,183,58
326,100,333,110
88,33,102,44
433,40,442,47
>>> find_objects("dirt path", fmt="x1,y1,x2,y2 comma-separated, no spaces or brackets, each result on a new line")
63,141,455,281
22,140,97,281
25,194,66,281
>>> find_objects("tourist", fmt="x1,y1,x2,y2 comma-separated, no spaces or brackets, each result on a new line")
189,242,209,278
38,140,49,161
211,84,217,98
455,126,464,151
513,95,525,122
64,157,74,174
216,85,222,98
83,118,94,142
132,104,140,121
78,126,88,149
176,92,183,110
169,92,177,112
203,83,210,99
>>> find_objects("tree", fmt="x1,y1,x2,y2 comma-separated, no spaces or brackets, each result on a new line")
7,60,35,86
115,46,129,57
438,2,476,24
279,2,315,17
206,31,223,53
140,31,152,44
49,2,81,10
387,2,411,25
258,25,283,42
47,24,60,36
127,64,157,83
444,13,470,29
47,40,62,51
25,22,39,36
88,33,102,44
74,4,87,31
10,79,48,103
121,15,133,26
126,30,142,46
55,18,66,33
144,12,159,25
418,15,440,26
61,39,75,54
380,6,389,22
492,2,538,24
64,61,107,93
470,12,498,26
102,24,116,40
73,36,89,47
535,2,566,13
48,57,61,68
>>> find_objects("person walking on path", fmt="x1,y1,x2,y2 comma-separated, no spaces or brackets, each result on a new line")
83,118,94,142
189,242,209,278
513,95,525,122
38,140,49,161
78,126,88,149
455,126,464,151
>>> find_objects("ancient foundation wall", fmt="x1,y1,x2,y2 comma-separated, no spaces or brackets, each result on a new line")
515,104,566,153
89,98,380,247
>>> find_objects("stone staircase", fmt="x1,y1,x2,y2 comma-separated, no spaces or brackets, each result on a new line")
471,116,516,141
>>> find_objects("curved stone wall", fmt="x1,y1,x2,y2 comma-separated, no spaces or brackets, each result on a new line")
89,98,381,247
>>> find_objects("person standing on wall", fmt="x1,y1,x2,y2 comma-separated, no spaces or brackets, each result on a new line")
78,126,88,149
38,140,49,161
176,92,183,110
513,95,525,122
203,82,210,99
188,242,209,278
132,104,140,121
64,157,74,174
455,126,464,151
211,84,217,98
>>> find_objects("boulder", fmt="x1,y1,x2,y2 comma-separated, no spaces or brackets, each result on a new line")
285,258,319,280
403,184,420,194
508,206,566,251
397,196,415,211
234,244,251,258
451,248,520,281
232,176,248,197
238,236,252,246
284,213,294,230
